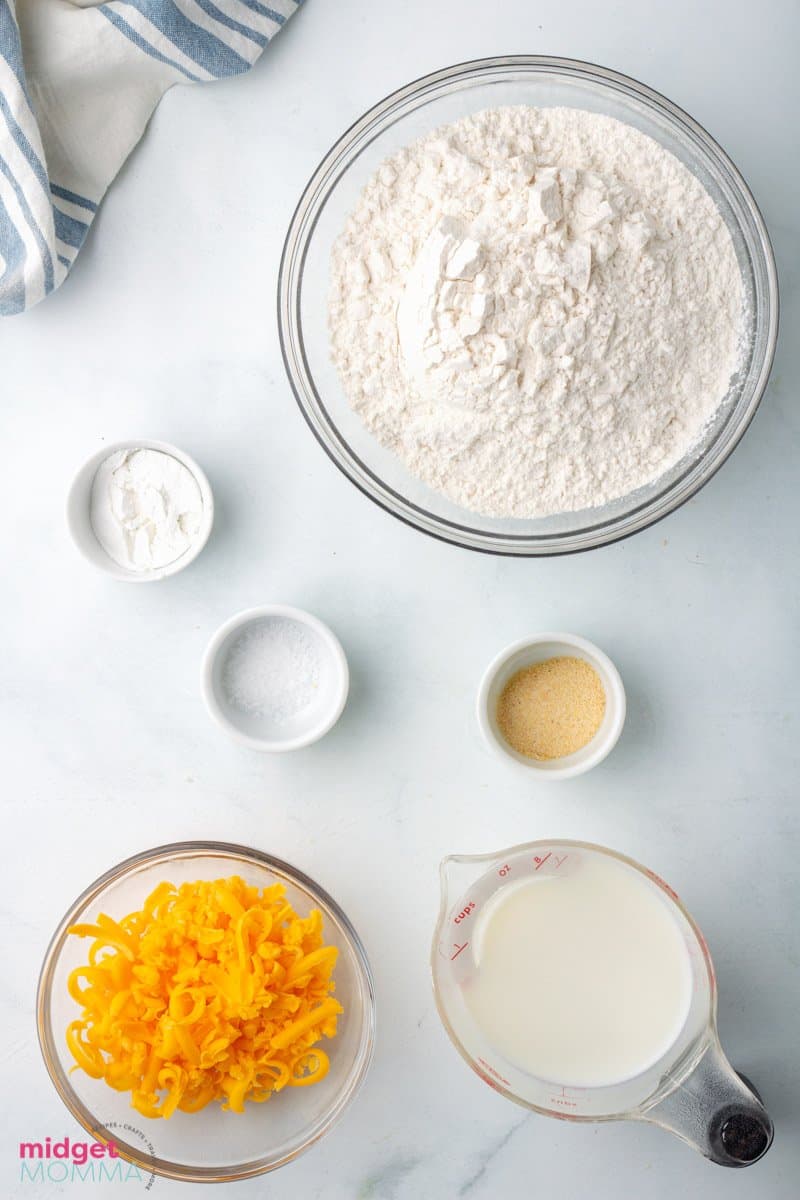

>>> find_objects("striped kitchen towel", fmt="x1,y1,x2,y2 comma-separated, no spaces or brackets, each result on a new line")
0,0,300,316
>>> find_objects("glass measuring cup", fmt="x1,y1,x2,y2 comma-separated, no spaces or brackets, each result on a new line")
431,840,772,1166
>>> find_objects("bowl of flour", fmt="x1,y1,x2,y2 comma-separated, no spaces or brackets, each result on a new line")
279,57,778,556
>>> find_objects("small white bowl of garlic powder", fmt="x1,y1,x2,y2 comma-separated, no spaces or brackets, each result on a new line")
68,439,214,581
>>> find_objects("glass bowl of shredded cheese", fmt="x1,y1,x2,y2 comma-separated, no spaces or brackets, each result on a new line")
279,55,778,556
37,842,375,1183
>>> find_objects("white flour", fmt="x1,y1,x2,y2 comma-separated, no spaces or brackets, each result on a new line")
329,106,744,518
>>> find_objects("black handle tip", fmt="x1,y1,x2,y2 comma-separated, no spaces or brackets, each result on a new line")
719,1113,772,1163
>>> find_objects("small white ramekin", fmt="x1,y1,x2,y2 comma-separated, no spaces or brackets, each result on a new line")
477,632,626,780
67,439,214,582
202,605,350,752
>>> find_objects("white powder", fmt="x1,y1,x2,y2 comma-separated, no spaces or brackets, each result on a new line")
222,618,321,724
90,447,203,570
329,106,744,518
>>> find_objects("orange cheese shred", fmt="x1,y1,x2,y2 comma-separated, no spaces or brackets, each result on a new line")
65,875,343,1118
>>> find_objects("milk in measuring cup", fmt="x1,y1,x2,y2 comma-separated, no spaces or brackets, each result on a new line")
465,854,693,1087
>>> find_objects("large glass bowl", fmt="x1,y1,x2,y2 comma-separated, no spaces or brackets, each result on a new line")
279,56,778,556
37,842,375,1183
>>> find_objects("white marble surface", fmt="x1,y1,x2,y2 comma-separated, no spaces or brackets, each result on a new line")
2,0,799,1196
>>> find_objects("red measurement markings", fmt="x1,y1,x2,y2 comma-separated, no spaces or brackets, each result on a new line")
477,1057,510,1087
533,852,552,870
450,941,469,961
498,863,511,876
645,868,680,903
550,1084,584,1108
547,1085,584,1112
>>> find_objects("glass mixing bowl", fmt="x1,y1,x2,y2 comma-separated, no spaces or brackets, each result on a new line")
37,842,375,1183
279,56,778,556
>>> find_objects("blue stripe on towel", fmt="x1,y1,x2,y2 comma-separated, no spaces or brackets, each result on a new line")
118,0,252,75
0,92,50,196
191,0,267,48
53,206,89,250
50,183,98,213
99,8,204,81
57,254,72,268
0,188,26,314
0,0,33,102
0,151,54,293
236,0,286,23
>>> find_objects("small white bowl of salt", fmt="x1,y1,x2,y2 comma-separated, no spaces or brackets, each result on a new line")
202,605,349,751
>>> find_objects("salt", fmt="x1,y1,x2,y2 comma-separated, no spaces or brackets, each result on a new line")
222,618,321,724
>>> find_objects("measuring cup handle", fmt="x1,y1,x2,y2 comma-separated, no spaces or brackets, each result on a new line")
642,1036,773,1167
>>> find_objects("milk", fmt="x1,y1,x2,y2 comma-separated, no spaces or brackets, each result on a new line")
465,855,693,1088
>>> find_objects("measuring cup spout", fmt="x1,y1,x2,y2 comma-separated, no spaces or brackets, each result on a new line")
641,1033,773,1167
438,853,494,914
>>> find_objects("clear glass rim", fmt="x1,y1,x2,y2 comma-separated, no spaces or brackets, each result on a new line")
430,838,717,1122
278,55,779,557
36,840,376,1183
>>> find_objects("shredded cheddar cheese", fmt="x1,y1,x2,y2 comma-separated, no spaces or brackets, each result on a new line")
66,876,342,1118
